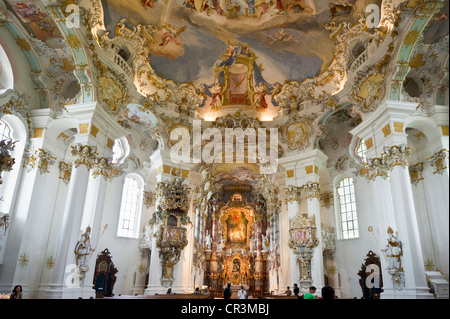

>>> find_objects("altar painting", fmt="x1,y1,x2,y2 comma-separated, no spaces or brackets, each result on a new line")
226,210,248,246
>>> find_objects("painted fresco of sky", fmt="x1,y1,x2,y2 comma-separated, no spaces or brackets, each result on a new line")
100,0,380,86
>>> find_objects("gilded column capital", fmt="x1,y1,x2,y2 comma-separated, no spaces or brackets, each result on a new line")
319,192,334,208
59,161,72,185
383,144,411,170
23,148,57,174
284,185,302,204
302,181,321,200
91,156,113,181
409,162,424,186
71,144,98,169
364,156,390,181
363,144,412,181
427,149,449,175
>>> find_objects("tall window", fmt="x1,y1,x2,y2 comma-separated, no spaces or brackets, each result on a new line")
117,174,143,238
336,177,359,239
0,119,12,143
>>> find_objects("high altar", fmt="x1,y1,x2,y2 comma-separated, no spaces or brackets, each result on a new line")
203,193,272,296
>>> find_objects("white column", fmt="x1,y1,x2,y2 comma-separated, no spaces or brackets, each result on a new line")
45,145,94,299
421,160,449,278
388,165,433,298
286,191,300,289
306,188,324,292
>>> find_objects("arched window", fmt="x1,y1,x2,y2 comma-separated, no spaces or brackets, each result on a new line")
336,177,359,239
117,174,144,238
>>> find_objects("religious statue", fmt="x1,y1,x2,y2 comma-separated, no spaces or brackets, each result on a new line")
205,232,213,251
249,237,256,252
217,238,225,253
381,227,403,272
74,226,94,280
261,234,270,252
140,225,153,248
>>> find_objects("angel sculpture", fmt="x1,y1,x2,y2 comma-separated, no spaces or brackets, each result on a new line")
159,23,186,48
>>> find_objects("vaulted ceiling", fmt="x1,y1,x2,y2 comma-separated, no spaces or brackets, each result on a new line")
0,0,448,185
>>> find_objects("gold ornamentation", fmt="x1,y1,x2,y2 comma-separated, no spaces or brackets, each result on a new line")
320,192,334,208
155,178,191,212
383,145,411,169
303,182,320,200
23,149,57,174
45,257,55,269
327,265,337,276
289,214,319,283
382,124,392,137
393,122,404,133
0,140,17,184
365,137,374,150
286,169,294,178
18,253,29,267
280,114,316,150
403,29,420,47
156,226,188,287
15,37,31,51
364,145,411,180
364,156,390,181
427,149,449,175
138,263,147,274
71,144,98,169
143,191,156,209
409,162,424,186
59,162,72,185
66,34,82,49
424,259,436,271
91,157,113,181
284,186,302,204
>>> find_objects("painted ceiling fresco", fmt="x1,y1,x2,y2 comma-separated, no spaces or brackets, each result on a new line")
5,0,63,45
101,0,382,93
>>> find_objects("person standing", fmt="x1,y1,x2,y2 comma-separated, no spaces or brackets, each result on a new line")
293,283,299,296
223,283,232,299
237,285,246,299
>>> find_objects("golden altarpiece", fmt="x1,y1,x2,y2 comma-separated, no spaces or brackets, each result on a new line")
202,192,272,296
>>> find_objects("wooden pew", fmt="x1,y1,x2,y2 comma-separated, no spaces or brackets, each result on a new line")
258,295,300,299
100,293,214,299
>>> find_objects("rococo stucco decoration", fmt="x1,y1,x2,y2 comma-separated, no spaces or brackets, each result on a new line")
288,213,319,287
153,178,191,287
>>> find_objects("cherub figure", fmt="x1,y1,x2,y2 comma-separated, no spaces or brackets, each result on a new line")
159,23,186,48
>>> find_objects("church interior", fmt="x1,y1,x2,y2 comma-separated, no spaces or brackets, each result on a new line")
0,0,448,300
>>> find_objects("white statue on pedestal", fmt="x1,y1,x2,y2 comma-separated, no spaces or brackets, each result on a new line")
205,232,212,251
262,234,270,252
381,227,403,272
